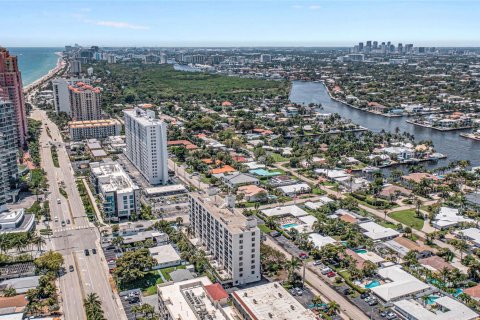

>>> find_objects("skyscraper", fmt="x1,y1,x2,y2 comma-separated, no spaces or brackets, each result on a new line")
68,82,102,120
124,107,168,185
0,47,27,147
0,97,19,206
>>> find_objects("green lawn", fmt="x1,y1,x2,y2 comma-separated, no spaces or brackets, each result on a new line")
120,271,163,295
312,187,326,195
389,209,424,230
159,265,186,281
269,153,289,163
377,220,398,230
258,224,273,233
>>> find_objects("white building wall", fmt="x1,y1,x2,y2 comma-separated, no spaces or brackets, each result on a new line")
52,78,71,114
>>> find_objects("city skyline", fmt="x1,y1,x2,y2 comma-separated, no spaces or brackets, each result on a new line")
2,0,480,47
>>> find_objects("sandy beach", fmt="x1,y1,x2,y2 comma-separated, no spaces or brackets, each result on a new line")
23,51,66,94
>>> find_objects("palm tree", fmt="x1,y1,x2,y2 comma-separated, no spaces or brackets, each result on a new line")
286,256,301,283
84,292,105,320
34,236,46,254
327,301,340,315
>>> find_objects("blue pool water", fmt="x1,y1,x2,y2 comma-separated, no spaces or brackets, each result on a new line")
249,169,281,177
426,295,440,305
281,223,298,229
355,249,368,254
454,289,463,297
365,281,380,289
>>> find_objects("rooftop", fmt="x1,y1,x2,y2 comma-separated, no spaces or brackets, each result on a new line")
149,244,181,265
359,221,399,240
157,276,234,320
394,296,478,320
261,205,308,218
68,118,120,129
124,108,165,127
190,192,257,234
371,265,431,302
232,282,317,320
90,160,139,193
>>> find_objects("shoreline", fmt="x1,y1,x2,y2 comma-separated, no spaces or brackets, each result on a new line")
24,51,66,94
405,119,474,131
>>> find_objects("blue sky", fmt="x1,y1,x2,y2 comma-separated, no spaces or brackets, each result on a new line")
3,0,480,47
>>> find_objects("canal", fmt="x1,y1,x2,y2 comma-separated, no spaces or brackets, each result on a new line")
289,80,480,168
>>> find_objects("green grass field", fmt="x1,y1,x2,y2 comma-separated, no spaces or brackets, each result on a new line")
389,209,424,230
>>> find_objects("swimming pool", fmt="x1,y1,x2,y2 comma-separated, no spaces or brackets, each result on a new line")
454,289,463,297
249,169,281,177
365,281,380,289
426,295,440,305
354,249,368,254
281,223,298,229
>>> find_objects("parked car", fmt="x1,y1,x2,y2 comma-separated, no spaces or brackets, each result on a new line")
61,221,66,227
327,271,336,278
368,299,378,306
270,231,280,237
313,260,322,266
298,252,308,259
92,248,97,254
295,288,303,296
380,311,388,317
289,289,297,296
343,288,351,295
321,267,332,275
361,293,370,299
386,313,397,319
84,249,89,256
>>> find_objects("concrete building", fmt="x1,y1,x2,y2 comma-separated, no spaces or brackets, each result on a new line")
52,78,91,114
149,244,182,269
90,160,140,221
0,208,35,234
0,47,27,146
0,98,19,205
232,282,317,320
70,59,82,75
124,108,168,185
394,296,478,320
68,119,121,141
260,54,272,63
69,82,102,121
189,192,261,286
157,276,235,320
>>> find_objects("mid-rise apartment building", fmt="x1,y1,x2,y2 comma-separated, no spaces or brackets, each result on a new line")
90,160,140,221
52,78,91,115
189,192,261,286
0,98,19,206
68,119,121,141
0,47,27,146
124,108,168,185
69,82,101,121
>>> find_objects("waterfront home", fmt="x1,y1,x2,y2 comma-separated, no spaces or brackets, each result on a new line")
466,192,480,210
401,172,439,188
418,255,454,273
384,237,434,258
378,185,412,200
314,168,349,179
269,175,299,187
432,207,473,230
381,146,414,161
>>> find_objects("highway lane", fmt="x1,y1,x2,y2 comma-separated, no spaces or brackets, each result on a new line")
32,108,126,320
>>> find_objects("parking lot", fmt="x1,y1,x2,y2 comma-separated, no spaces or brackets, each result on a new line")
119,289,143,320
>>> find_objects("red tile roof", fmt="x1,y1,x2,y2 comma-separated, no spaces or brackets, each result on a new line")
204,283,228,301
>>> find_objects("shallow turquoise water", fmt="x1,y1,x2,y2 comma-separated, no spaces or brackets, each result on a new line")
8,47,61,85
365,280,380,289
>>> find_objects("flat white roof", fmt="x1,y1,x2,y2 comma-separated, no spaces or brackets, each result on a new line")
308,234,337,249
457,228,480,244
433,207,473,228
262,205,308,218
394,296,478,320
314,168,349,179
148,244,181,265
232,282,317,320
371,265,431,302
144,184,187,195
277,183,311,194
157,276,234,320
359,221,399,240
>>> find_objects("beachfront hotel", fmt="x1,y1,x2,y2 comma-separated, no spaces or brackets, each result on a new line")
124,107,169,185
189,192,261,286
0,47,27,146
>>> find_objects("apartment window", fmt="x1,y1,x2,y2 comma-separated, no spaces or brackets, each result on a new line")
251,265,255,269
251,271,255,275
239,268,243,272
239,251,243,255
251,254,255,258
239,245,243,250
239,240,243,244
239,273,243,277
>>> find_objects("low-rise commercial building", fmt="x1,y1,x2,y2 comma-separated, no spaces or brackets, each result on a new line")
90,160,140,221
232,282,317,320
68,119,121,141
0,208,35,234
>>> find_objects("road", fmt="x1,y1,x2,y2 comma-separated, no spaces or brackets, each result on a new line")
264,237,368,320
31,107,126,320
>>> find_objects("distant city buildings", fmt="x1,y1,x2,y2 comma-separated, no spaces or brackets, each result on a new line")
70,60,82,75
260,54,272,63
0,47,28,146
351,41,434,55
189,193,261,286
124,107,169,185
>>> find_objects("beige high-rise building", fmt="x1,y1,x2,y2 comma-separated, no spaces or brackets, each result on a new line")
68,82,101,121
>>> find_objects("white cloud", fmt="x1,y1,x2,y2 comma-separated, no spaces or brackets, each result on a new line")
95,20,149,30
309,5,321,10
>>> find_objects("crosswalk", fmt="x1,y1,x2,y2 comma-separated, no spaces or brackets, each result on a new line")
53,225,92,233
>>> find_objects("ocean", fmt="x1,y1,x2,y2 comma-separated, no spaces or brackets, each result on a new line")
8,47,62,86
